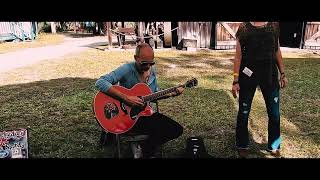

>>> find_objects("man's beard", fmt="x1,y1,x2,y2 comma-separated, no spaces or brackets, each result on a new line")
135,62,150,73
141,66,150,72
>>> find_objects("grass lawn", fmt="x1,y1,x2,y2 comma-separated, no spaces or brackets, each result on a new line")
0,48,319,158
0,33,65,54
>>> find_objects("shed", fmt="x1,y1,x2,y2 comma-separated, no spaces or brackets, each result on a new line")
0,22,37,42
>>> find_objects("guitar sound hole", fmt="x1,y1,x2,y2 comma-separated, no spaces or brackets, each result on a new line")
104,103,119,120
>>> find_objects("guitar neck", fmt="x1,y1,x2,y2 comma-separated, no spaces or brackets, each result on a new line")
143,85,183,102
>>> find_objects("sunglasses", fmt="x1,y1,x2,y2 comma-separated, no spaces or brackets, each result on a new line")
140,61,155,66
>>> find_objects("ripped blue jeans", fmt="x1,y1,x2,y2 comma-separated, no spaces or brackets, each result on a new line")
236,81,281,151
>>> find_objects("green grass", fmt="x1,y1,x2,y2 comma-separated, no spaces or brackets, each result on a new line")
0,33,65,54
0,49,319,158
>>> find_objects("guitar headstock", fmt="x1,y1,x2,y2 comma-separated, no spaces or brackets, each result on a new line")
184,78,198,88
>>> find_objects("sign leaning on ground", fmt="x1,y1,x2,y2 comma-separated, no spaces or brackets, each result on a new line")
0,128,29,158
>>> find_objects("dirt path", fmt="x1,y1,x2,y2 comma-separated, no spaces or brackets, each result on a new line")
0,35,111,74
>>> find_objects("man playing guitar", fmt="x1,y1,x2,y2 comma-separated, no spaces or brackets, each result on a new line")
95,43,184,158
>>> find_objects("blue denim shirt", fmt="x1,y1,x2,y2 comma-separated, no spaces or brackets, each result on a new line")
95,61,159,93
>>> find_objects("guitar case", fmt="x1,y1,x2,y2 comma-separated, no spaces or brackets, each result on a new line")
184,136,211,158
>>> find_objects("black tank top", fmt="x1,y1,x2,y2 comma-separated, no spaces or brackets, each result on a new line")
236,22,280,88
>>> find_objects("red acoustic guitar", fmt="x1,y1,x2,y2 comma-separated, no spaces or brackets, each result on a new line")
93,78,198,134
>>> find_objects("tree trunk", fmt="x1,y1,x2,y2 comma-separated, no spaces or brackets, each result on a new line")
50,22,56,34
106,22,112,48
137,22,145,44
74,22,77,33
164,22,172,47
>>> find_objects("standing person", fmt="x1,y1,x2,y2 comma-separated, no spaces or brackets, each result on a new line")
232,22,288,158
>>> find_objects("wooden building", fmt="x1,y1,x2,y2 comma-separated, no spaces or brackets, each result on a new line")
303,22,320,49
0,22,37,42
169,22,320,50
108,22,320,50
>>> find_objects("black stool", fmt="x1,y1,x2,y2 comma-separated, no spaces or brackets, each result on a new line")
100,131,163,158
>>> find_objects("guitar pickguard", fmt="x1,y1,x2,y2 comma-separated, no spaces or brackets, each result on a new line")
104,102,119,120
130,106,144,121
120,102,128,114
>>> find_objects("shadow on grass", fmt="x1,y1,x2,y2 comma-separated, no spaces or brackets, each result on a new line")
157,77,267,158
81,41,138,51
82,43,118,51
156,56,233,73
0,77,113,158
63,32,101,38
279,58,320,147
156,56,320,157
0,76,280,158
